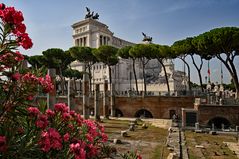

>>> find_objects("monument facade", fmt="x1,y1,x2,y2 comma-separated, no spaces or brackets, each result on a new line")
71,11,188,94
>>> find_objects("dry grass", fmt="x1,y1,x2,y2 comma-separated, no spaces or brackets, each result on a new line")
101,119,170,159
185,130,238,159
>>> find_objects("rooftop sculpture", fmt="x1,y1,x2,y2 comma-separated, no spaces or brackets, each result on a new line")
85,7,99,20
142,32,152,42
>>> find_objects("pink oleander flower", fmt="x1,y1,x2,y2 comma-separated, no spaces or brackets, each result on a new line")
16,32,33,49
38,128,62,152
48,128,61,139
83,120,98,137
63,133,70,142
68,124,74,131
27,107,40,117
101,133,108,143
70,110,77,117
70,143,86,159
26,95,34,101
0,51,24,68
39,131,51,152
0,52,18,68
87,144,98,158
13,23,26,34
14,51,24,61
22,73,39,83
38,75,54,93
54,103,69,113
0,136,7,152
0,3,6,10
48,128,62,150
62,112,71,121
137,154,142,159
0,3,33,51
11,72,21,81
76,114,83,126
35,114,48,129
0,6,24,25
86,133,93,143
46,109,55,117
98,124,105,133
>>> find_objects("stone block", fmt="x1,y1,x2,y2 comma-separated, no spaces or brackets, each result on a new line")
121,130,127,137
167,152,179,159
195,145,205,148
209,131,217,135
195,129,203,133
142,123,148,129
128,122,135,131
113,138,122,144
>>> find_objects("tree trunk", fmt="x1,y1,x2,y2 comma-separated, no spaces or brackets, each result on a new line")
87,64,92,95
132,59,139,94
141,58,147,95
229,59,239,99
217,55,239,98
180,56,191,91
158,59,170,94
190,55,203,92
108,65,115,116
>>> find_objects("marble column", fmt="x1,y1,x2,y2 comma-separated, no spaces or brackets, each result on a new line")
94,84,100,121
110,83,115,117
68,79,75,110
103,80,109,118
47,68,56,110
83,65,89,119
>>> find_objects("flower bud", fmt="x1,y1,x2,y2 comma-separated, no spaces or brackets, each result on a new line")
0,3,5,10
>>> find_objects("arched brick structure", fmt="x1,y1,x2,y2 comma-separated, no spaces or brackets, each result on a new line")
36,96,239,126
207,116,231,129
134,109,153,118
115,96,194,118
36,96,194,119
196,104,239,127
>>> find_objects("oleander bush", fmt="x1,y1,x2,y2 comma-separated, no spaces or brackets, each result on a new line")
0,3,108,159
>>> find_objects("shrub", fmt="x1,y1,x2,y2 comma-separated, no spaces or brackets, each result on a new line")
0,3,107,159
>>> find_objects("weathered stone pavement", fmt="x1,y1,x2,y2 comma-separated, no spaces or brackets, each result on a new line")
166,123,189,159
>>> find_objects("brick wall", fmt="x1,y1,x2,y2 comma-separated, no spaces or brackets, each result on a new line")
196,104,239,126
36,96,194,119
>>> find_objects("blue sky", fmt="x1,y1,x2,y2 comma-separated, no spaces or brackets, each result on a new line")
2,0,239,84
